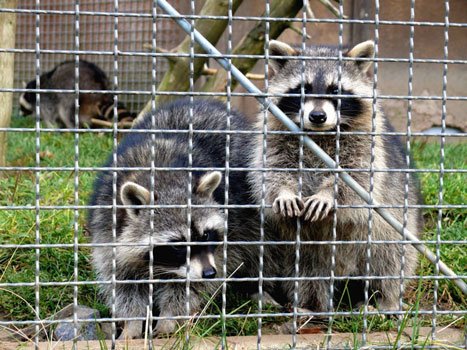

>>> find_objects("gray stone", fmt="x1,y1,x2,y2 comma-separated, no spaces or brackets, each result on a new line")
53,306,100,341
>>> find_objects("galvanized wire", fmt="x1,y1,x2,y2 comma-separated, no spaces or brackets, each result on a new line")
259,1,270,347
33,1,41,347
1,1,466,348
221,1,233,347
72,0,80,344
432,0,451,343
110,0,119,344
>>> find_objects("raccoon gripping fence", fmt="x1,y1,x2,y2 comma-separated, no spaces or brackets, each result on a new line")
155,0,466,295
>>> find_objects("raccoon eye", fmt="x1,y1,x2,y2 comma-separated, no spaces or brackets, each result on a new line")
202,229,219,241
329,85,340,95
170,240,187,253
289,83,312,95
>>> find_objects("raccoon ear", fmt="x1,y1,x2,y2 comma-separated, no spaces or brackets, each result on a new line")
120,181,152,218
346,40,375,73
268,40,298,73
196,171,222,197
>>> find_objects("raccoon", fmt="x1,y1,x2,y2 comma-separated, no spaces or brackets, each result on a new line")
99,101,137,123
248,40,423,312
88,99,261,339
19,60,134,128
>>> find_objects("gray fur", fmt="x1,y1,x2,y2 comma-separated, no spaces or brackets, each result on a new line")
88,99,263,338
248,41,424,311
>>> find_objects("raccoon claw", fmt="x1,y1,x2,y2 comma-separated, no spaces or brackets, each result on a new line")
301,193,334,221
273,194,303,217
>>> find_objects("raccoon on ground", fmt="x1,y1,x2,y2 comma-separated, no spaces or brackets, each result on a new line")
19,60,134,128
248,40,424,312
88,98,278,339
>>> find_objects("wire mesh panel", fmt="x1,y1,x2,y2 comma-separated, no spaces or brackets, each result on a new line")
0,0,465,349
13,0,185,112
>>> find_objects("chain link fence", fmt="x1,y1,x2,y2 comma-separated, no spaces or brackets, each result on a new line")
0,0,465,348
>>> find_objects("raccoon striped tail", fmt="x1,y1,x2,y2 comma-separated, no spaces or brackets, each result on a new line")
99,101,136,123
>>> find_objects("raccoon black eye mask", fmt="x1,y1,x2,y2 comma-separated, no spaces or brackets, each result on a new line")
277,83,364,123
149,229,220,268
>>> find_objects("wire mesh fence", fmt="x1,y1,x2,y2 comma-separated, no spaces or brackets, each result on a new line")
13,0,184,113
0,0,465,349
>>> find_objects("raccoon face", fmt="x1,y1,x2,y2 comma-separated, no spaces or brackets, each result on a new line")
19,80,36,116
268,40,375,131
119,171,223,279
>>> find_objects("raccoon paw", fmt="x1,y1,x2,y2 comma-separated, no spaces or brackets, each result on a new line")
356,304,388,321
301,193,334,221
118,320,142,340
154,319,178,335
273,194,303,217
251,292,282,308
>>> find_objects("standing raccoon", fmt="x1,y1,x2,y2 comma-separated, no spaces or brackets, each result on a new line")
19,60,133,128
88,99,254,339
248,40,423,312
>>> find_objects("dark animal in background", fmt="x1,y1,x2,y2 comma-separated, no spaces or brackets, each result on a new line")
88,99,272,339
248,40,423,312
19,60,135,128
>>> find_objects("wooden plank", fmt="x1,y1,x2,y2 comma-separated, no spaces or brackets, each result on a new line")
0,0,17,170
350,0,374,45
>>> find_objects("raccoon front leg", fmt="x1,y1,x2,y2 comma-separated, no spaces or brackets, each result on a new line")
113,284,148,340
284,275,331,312
119,320,143,340
366,239,417,313
153,284,204,335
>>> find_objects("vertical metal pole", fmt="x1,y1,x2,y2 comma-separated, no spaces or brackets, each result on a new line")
111,0,119,346
433,0,450,342
222,0,233,348
33,0,41,348
148,0,158,346
185,0,195,344
72,0,80,346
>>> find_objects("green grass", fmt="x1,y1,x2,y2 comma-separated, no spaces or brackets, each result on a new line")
411,141,466,310
0,114,465,338
0,115,113,321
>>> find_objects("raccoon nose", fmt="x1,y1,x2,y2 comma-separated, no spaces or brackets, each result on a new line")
202,267,217,279
309,111,327,124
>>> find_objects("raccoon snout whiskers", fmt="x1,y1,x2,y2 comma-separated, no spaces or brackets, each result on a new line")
309,110,327,124
202,266,217,279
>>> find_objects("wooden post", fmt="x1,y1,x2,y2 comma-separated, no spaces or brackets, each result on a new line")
137,0,244,119
0,0,17,171
200,0,302,94
350,0,374,46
